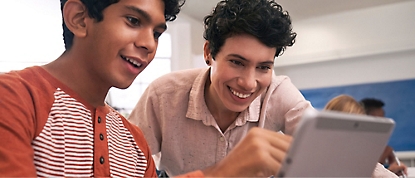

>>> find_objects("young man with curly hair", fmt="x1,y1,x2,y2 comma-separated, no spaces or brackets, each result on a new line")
0,0,304,177
128,0,313,176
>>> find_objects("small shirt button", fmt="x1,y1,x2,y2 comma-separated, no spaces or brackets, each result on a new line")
97,117,101,123
220,137,225,142
100,157,105,164
100,133,104,140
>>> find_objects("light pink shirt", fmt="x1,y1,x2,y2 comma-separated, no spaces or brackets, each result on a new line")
128,67,312,176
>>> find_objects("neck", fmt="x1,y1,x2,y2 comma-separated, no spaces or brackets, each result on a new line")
204,77,239,132
43,52,110,108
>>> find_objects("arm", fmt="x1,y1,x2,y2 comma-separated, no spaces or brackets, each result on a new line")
385,146,395,164
174,128,291,177
267,76,313,135
201,127,291,177
128,84,162,155
0,75,37,176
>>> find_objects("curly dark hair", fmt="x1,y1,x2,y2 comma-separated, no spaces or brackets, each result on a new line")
60,0,186,50
203,0,296,58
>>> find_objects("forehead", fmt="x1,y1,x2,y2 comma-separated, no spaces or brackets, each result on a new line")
108,0,166,20
219,34,276,61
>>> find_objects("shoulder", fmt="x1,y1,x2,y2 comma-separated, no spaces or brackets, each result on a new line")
265,74,307,105
0,66,56,139
0,67,44,96
0,66,60,103
0,66,50,89
268,74,294,89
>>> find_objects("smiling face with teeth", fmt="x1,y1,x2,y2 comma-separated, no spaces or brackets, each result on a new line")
81,0,167,90
204,33,276,115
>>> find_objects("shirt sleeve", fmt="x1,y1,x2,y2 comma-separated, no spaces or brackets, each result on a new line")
268,76,314,135
0,74,38,176
142,137,158,177
372,162,399,178
128,83,162,155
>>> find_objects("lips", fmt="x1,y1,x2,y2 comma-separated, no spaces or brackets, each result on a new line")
229,87,252,99
121,55,142,68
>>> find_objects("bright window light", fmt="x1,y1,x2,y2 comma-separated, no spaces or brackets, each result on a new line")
0,0,64,72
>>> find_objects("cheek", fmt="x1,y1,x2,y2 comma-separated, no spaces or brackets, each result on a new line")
258,73,273,90
214,70,235,85
210,68,230,91
110,32,134,47
102,23,137,45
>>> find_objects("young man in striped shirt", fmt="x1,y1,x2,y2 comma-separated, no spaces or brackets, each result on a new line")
0,0,185,177
0,0,292,177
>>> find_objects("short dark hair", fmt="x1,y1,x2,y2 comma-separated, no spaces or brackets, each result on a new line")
203,0,296,58
360,98,385,114
60,0,186,50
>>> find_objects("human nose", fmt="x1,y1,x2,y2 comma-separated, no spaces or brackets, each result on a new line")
237,69,257,91
134,29,157,54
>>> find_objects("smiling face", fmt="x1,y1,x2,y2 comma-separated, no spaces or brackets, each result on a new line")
82,0,166,89
204,33,276,113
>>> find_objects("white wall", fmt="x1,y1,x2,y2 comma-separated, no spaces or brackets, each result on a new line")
274,1,415,89
167,13,206,71
2,1,413,91
275,49,415,89
0,0,64,72
175,1,415,90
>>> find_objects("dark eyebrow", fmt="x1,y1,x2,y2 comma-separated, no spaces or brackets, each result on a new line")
228,54,274,65
260,61,274,66
125,5,167,30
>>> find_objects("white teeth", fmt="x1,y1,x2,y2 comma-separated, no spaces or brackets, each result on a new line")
125,57,142,67
230,88,251,99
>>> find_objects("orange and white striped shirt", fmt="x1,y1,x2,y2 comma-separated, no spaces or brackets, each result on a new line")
0,66,156,177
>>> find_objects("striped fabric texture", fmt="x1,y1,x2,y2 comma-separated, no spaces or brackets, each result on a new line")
32,89,147,177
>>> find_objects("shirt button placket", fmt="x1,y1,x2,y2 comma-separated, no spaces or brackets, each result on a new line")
96,115,106,169
216,135,228,162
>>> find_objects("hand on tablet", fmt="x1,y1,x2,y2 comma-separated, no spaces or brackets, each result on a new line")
202,127,292,177
388,162,408,176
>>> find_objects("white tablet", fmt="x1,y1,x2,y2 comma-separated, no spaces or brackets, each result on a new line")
277,108,395,177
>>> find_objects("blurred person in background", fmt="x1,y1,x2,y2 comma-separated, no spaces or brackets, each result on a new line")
360,98,408,176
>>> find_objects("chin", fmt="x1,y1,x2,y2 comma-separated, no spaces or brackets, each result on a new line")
115,86,130,90
114,81,134,90
228,105,249,113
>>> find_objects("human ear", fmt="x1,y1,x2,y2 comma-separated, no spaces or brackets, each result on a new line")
62,0,88,38
203,41,212,66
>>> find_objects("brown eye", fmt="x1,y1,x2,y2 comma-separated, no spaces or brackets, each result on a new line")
126,16,141,26
230,60,243,66
258,65,271,70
